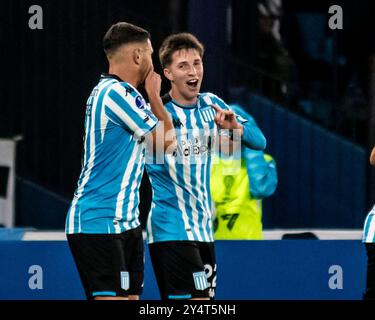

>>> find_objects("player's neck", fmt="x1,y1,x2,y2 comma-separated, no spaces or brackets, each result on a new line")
169,89,198,106
108,64,139,88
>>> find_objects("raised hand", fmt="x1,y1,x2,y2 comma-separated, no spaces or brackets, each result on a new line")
211,104,243,132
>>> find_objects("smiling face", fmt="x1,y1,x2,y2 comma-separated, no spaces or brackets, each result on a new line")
163,48,203,105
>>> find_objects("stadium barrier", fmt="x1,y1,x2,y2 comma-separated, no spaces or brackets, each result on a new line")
0,236,367,300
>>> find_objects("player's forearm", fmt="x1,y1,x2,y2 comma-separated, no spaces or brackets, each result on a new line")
241,123,267,151
148,95,176,152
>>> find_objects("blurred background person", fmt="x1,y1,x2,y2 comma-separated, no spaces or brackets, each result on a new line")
211,104,278,240
255,0,294,103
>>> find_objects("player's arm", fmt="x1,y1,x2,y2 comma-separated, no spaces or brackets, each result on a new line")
370,146,375,166
244,149,278,199
211,104,266,151
104,81,174,153
144,71,176,154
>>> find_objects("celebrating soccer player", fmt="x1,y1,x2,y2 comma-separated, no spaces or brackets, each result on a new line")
146,33,266,300
65,22,174,300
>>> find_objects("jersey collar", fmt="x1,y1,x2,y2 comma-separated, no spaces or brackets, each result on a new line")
100,73,124,82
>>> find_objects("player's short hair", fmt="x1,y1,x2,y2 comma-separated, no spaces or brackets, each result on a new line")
103,22,150,59
159,33,204,68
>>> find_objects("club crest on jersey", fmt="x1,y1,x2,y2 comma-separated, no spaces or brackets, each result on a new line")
193,271,208,291
200,106,216,123
135,95,145,110
120,271,130,291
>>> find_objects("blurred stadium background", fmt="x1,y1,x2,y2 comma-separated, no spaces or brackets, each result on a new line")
0,0,374,299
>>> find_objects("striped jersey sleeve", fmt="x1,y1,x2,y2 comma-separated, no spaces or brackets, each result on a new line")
104,82,158,139
199,93,266,150
200,93,248,124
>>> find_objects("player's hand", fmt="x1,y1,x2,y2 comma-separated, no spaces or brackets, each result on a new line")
145,70,161,99
211,104,243,132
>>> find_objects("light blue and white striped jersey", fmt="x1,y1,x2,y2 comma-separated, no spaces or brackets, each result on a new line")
363,205,375,243
146,92,266,244
65,74,158,234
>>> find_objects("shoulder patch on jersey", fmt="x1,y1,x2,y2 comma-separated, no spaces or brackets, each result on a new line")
135,95,145,109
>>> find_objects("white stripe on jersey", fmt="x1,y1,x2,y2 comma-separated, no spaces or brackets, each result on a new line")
78,207,82,233
365,214,375,243
100,103,109,142
67,79,114,233
123,145,144,230
68,197,78,234
146,185,156,243
174,106,202,241
114,137,138,233
201,94,212,106
167,156,195,241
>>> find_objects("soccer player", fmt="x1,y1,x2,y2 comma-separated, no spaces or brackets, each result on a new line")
363,146,375,300
146,33,266,300
65,22,174,300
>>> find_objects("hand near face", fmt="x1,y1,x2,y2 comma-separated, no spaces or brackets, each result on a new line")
145,70,161,99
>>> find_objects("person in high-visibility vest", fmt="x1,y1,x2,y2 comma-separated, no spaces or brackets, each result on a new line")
211,104,277,240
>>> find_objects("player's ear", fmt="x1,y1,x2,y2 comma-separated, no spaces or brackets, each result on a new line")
133,48,141,66
163,68,173,81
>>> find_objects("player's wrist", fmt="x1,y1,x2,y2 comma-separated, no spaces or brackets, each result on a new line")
233,123,244,136
148,93,162,105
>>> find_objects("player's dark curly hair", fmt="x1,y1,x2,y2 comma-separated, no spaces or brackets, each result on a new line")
103,22,150,59
159,33,204,68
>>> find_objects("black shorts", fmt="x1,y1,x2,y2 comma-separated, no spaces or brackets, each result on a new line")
148,241,216,300
364,243,375,300
67,226,144,299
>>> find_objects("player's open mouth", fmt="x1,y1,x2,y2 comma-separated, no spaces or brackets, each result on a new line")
186,79,199,89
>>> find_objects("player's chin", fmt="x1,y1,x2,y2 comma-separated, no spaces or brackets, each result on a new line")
185,85,200,96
